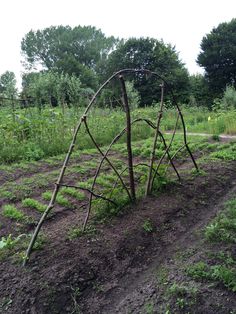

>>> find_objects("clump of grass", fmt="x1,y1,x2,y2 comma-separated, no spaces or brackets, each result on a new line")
42,191,72,207
186,261,210,280
187,261,236,292
212,134,220,141
186,197,236,293
93,187,130,220
142,218,154,233
2,204,26,221
68,225,97,240
205,197,236,243
0,234,18,250
0,233,46,262
22,198,46,213
167,282,197,297
60,187,85,200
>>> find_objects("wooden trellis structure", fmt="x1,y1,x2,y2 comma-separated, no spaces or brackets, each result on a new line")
23,69,198,265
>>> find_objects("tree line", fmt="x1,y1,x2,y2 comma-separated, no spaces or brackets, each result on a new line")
1,19,236,109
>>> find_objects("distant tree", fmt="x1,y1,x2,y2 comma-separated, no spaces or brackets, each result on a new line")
22,71,83,107
197,19,236,98
189,74,211,108
21,25,118,90
103,37,190,106
0,71,17,98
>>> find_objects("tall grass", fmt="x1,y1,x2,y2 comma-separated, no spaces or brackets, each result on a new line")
0,103,236,164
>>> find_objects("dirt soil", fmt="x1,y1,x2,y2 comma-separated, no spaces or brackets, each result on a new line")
1,156,236,313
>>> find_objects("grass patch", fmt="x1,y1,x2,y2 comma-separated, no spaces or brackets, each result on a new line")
2,204,26,222
60,187,85,200
22,198,46,213
42,191,72,207
142,218,154,233
67,225,97,240
187,261,236,292
186,197,236,293
0,233,46,262
205,198,236,243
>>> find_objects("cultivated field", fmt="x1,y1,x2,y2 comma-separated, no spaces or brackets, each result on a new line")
0,105,236,313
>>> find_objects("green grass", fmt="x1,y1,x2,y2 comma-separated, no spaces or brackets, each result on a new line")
0,233,46,262
42,191,72,207
205,198,236,243
22,198,46,213
142,218,154,233
60,187,85,200
2,205,26,221
1,104,236,165
186,197,236,293
67,225,97,240
187,261,236,292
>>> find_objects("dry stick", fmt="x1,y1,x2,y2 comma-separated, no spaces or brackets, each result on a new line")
119,75,136,201
157,131,181,180
170,144,187,161
59,183,117,206
174,103,198,171
109,162,159,200
151,113,180,189
23,116,85,265
24,68,197,264
111,69,198,172
23,72,127,265
82,117,156,230
82,117,130,230
107,117,160,200
162,144,187,178
146,82,165,196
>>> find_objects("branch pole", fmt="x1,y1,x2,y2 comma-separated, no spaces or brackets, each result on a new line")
82,117,131,230
23,116,84,265
23,68,198,265
59,183,117,206
146,82,165,196
151,131,181,187
150,114,180,188
119,75,136,201
83,117,156,229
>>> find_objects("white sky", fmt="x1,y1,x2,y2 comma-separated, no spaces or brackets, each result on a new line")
1,0,236,89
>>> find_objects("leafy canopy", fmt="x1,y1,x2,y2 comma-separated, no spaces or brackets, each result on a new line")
104,37,190,106
197,18,236,98
0,71,17,98
21,25,118,90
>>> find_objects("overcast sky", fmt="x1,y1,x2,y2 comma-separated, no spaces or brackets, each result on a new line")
1,0,236,88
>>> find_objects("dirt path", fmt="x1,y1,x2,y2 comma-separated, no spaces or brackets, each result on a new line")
167,131,236,141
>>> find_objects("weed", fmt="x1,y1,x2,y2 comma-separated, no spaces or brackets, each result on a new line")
186,261,210,279
210,265,236,292
142,219,154,233
176,297,187,309
144,301,154,314
93,188,129,220
212,134,220,141
68,225,97,240
168,282,197,297
190,168,206,177
205,197,236,243
0,234,18,250
155,266,169,285
187,261,236,292
0,298,12,312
